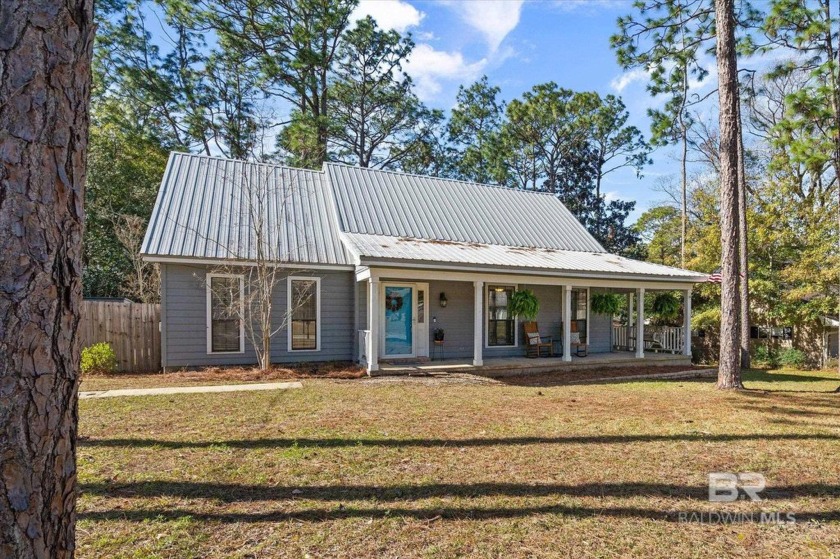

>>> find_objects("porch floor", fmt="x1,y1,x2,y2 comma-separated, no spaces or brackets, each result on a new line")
377,351,691,377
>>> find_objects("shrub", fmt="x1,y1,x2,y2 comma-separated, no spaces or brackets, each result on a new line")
753,345,778,368
777,348,808,370
81,342,118,375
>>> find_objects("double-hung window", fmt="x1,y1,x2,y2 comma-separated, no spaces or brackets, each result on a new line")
570,288,588,343
289,277,320,351
207,274,244,353
487,285,515,346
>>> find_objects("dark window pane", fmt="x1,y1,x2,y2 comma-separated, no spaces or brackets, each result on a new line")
210,276,241,352
291,279,318,350
488,285,515,346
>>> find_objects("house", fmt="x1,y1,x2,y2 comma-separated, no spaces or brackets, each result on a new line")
141,153,708,373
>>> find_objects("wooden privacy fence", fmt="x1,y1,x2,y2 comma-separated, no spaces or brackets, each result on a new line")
79,301,161,372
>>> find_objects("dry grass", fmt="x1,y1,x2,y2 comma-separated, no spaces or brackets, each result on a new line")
77,368,840,558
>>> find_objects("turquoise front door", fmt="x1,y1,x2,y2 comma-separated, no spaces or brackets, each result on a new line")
384,285,414,357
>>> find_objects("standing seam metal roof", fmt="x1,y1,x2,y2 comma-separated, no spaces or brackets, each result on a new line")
324,163,607,253
141,153,355,266
142,154,704,281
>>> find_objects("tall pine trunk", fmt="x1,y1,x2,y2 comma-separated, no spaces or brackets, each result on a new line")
0,1,94,556
715,0,744,389
736,101,751,370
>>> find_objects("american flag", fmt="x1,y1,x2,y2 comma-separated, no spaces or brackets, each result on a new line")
707,268,747,283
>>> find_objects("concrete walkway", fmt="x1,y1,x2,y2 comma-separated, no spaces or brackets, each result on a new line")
79,381,303,399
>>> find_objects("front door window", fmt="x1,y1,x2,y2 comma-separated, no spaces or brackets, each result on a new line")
385,286,414,356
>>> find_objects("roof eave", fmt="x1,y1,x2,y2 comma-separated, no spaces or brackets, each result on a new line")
357,257,709,284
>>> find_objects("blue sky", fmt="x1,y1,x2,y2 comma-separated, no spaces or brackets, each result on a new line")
353,0,720,221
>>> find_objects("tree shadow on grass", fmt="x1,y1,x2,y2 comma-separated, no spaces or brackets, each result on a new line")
742,370,839,384
79,480,840,503
78,431,839,451
78,499,840,525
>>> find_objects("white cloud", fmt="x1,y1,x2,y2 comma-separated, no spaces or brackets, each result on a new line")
554,0,625,13
443,0,524,52
351,0,424,34
610,68,649,92
405,43,488,100
610,54,715,96
603,190,621,202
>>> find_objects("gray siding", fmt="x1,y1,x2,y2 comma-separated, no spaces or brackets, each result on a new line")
420,281,615,359
358,281,368,329
162,264,355,368
427,280,476,359
588,288,613,354
465,282,615,358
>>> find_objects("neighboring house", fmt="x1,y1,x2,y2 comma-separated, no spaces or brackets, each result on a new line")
141,153,708,372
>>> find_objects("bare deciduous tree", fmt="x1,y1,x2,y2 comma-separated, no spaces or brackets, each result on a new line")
114,214,160,303
196,161,316,370
0,0,95,556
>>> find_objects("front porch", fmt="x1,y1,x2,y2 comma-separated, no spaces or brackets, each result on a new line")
356,266,695,376
377,351,692,377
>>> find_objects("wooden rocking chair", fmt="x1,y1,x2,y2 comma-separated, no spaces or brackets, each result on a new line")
523,322,553,358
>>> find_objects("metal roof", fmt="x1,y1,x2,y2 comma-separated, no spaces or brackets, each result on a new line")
141,153,355,266
325,163,606,253
342,233,708,281
142,154,705,282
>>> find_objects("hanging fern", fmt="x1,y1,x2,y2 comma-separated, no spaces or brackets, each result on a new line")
590,292,623,315
650,292,680,322
509,289,540,321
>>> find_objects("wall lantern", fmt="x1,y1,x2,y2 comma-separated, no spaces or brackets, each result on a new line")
439,292,448,308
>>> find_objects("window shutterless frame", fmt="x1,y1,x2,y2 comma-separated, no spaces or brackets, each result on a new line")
206,273,245,354
287,276,321,352
486,284,518,348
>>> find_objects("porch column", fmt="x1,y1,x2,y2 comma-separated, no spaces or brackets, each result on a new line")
683,288,692,356
627,292,634,351
635,287,645,358
562,285,572,362
367,279,380,373
473,281,484,367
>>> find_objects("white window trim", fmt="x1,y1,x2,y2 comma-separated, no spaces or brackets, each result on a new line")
206,273,245,355
485,284,518,349
568,287,591,344
287,276,322,352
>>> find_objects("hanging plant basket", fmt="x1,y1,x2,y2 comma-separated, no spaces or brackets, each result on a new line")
590,292,623,315
509,289,540,322
650,292,680,323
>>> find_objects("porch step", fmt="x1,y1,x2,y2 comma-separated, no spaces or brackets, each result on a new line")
374,354,692,377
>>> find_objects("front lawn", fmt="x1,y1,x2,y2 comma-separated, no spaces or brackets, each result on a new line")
77,369,840,558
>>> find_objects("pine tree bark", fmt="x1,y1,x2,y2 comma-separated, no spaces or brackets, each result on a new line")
714,0,743,389
0,1,94,557
736,101,751,370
